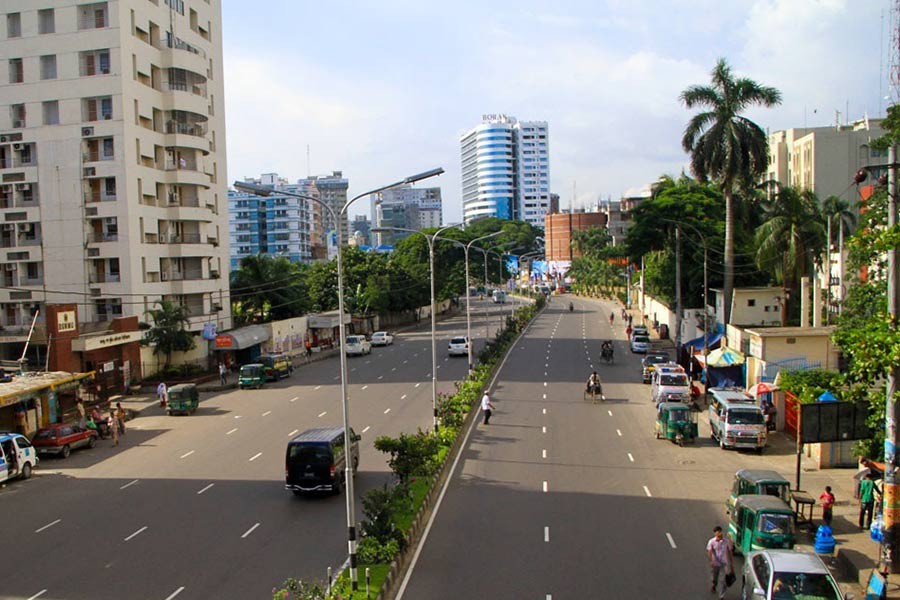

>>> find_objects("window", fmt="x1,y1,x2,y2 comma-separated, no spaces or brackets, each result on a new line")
8,58,23,83
102,138,114,159
747,299,756,307
104,177,116,197
19,144,31,164
42,101,59,125
6,13,20,38
40,55,57,80
38,9,55,34
26,262,38,279
80,50,111,76
10,104,25,128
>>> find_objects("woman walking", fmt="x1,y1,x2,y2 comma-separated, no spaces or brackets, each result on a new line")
108,409,120,446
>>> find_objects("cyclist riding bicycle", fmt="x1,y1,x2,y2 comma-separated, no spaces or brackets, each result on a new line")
586,371,602,395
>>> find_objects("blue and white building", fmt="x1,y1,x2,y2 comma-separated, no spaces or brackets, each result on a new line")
459,115,550,227
229,173,313,269
371,184,442,245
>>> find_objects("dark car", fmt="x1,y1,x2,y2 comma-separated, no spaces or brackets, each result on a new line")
285,426,360,496
32,423,97,458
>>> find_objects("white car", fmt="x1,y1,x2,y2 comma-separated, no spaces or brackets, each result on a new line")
630,326,649,341
630,334,650,353
370,331,394,346
741,549,851,600
344,335,371,356
448,336,469,357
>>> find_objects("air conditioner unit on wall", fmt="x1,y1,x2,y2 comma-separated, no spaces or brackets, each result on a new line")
82,127,94,137
16,183,30,191
0,136,7,143
12,144,21,151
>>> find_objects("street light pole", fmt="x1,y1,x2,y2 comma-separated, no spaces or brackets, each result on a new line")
233,167,443,591
465,232,503,371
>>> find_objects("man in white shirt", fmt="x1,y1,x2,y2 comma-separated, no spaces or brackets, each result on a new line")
481,391,496,425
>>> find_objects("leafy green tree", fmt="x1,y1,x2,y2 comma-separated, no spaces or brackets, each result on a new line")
754,185,826,322
230,254,308,324
680,58,781,324
142,300,195,368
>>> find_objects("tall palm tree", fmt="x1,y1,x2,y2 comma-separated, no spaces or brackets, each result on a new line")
681,58,781,325
755,185,826,320
821,195,857,243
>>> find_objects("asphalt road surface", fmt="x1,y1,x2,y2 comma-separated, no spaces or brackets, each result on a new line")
398,296,803,600
1,295,521,600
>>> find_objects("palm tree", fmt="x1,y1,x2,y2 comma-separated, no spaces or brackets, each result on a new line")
821,195,857,244
143,300,195,369
754,185,826,321
680,58,781,325
230,254,307,324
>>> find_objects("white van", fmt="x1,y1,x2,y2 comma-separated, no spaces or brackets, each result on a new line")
0,432,38,482
650,365,690,403
708,388,767,452
345,335,371,356
492,290,507,304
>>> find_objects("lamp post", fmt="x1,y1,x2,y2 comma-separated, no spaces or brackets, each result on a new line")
371,224,460,431
233,166,443,591
464,232,503,369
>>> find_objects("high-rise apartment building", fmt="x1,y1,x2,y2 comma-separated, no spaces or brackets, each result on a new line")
371,184,442,245
229,173,313,269
460,115,550,228
0,1,230,355
307,171,348,246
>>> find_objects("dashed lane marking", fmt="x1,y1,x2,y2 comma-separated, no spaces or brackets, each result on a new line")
401,394,407,400
227,428,238,435
608,410,613,416
542,426,547,434
180,451,195,459
542,449,547,459
241,523,260,539
384,408,391,414
362,426,370,433
544,526,550,542
27,591,47,600
124,526,148,542
542,481,548,493
288,429,298,437
249,452,262,462
616,429,622,437
35,519,61,533
120,479,139,490
666,533,677,549
164,587,186,600
628,453,634,462
262,411,271,417
643,486,652,497
197,483,214,495
318,411,327,418
361,385,368,390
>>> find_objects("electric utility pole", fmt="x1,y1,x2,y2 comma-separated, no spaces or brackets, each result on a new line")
884,145,900,573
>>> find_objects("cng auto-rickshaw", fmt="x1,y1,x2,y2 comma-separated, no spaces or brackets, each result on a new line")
727,469,791,513
238,364,265,389
727,494,796,555
654,402,698,445
166,383,199,415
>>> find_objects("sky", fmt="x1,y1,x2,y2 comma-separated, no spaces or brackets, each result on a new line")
222,0,888,223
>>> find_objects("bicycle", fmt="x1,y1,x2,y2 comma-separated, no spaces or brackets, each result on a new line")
584,384,604,404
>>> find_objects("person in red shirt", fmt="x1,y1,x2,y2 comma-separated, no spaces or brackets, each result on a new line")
819,486,835,526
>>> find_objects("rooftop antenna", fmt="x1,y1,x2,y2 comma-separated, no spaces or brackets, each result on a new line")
306,144,311,178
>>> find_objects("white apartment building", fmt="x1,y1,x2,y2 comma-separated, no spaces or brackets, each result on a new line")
460,115,550,228
0,0,231,351
370,183,442,245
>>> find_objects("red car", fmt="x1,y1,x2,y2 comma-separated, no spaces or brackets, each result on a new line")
32,423,97,458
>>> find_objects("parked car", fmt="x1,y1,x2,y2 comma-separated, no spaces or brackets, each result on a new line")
370,331,394,346
345,335,371,356
630,334,651,353
630,325,649,340
0,432,37,481
641,352,671,383
259,354,292,381
741,549,850,600
32,423,97,458
448,336,469,357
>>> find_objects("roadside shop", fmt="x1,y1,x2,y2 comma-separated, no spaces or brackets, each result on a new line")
306,311,350,352
213,324,269,367
0,371,95,436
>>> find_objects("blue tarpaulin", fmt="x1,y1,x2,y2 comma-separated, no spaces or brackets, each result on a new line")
685,324,724,350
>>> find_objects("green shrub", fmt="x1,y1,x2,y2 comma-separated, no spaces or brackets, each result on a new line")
374,429,441,483
357,537,383,564
272,578,338,600
360,484,405,546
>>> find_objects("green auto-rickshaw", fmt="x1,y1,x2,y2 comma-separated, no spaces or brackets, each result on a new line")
239,364,265,389
654,402,698,445
166,383,199,415
727,494,795,555
727,469,791,513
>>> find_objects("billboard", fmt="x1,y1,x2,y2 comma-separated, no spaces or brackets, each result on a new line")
799,401,871,444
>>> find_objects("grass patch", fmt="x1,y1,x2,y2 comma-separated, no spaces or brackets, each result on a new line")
394,476,431,534
332,563,390,599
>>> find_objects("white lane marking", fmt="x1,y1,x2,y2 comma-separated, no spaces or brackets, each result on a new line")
666,532,677,549
226,428,238,435
543,393,547,399
616,429,622,437
164,587,186,600
180,450,194,459
35,519,61,533
400,394,407,400
365,361,371,365
351,368,357,372
546,595,552,600
543,382,547,387
392,367,397,371
415,383,421,388
124,526,148,541
318,411,327,418
315,386,322,391
241,523,260,539
403,360,408,364
643,486,652,497
544,526,550,542
333,375,340,380
120,479,139,490
542,426,547,434
362,426,370,434
544,372,547,376
542,449,547,459
378,375,384,380
628,453,634,462
27,591,47,600
249,452,262,462
197,483,214,495
608,410,613,416
361,385,369,390
234,415,242,419
288,429,298,437
384,408,391,414
262,410,271,417
291,395,301,400
542,481,548,493
542,408,547,415
545,363,548,367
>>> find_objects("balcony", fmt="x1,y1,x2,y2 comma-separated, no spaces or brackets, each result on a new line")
160,269,203,281
89,272,120,284
160,233,202,244
86,231,118,243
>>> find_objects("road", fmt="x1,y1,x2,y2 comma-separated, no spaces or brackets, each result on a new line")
398,296,813,599
1,295,521,600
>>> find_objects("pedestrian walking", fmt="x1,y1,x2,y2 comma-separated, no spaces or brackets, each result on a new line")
859,473,880,529
218,362,227,385
481,391,496,425
116,402,126,436
108,409,120,446
628,314,633,326
819,486,835,526
75,399,86,428
706,525,734,599
157,381,167,408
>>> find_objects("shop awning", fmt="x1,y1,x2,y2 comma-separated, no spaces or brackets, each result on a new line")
308,311,351,329
685,330,723,351
214,325,269,350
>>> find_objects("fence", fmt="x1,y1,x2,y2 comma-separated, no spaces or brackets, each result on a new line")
761,357,822,383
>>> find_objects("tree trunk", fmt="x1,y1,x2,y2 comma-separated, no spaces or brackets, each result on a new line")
723,188,734,326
